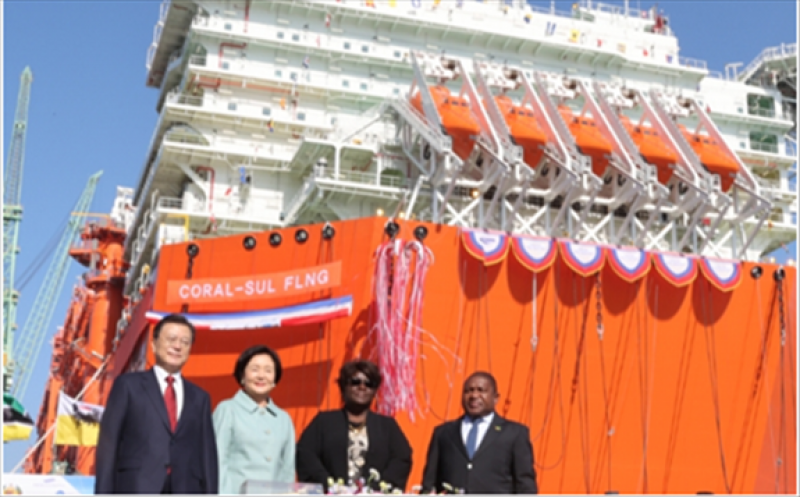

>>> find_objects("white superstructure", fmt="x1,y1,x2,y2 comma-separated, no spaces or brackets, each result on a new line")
122,0,797,298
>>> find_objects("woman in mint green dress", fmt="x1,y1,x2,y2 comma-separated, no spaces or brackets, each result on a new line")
213,345,296,494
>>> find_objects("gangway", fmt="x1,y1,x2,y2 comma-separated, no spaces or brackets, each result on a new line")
388,51,513,228
649,90,772,257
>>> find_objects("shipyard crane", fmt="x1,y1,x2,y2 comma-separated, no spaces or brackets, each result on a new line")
10,171,103,400
3,67,33,393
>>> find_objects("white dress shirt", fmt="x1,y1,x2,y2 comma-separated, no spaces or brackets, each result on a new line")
153,364,184,420
461,412,494,450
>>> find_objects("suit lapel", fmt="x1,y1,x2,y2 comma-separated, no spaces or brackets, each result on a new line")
142,369,172,433
175,377,192,436
446,418,469,460
473,413,504,460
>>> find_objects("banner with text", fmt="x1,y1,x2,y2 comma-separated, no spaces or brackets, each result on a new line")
166,261,342,305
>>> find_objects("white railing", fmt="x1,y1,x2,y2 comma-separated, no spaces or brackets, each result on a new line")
165,92,335,132
740,42,798,82
188,52,403,101
747,106,777,119
750,141,780,154
198,1,696,80
679,56,708,70
314,167,409,189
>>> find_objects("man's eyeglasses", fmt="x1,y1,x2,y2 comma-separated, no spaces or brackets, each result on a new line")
348,378,376,389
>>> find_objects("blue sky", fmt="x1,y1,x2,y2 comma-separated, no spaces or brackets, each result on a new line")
2,0,797,472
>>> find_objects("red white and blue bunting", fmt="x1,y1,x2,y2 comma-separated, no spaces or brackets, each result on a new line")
699,258,743,292
558,240,606,276
607,246,650,282
511,236,557,272
460,234,746,290
653,253,698,287
146,295,353,330
461,229,510,265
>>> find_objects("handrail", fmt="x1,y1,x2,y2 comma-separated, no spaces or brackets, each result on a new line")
739,42,798,82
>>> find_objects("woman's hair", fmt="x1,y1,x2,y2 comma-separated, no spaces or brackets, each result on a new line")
233,345,283,385
336,359,382,393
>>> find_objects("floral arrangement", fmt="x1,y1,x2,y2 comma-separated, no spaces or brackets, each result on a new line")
324,469,464,495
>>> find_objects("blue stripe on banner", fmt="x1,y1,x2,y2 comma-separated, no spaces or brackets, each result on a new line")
148,295,353,322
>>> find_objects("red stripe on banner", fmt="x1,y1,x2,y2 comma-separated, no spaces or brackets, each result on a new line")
281,308,351,327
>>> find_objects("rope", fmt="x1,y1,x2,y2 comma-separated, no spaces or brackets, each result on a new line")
591,272,613,492
634,278,650,493
730,269,776,492
699,279,732,494
661,286,699,493
533,265,567,476
11,357,110,473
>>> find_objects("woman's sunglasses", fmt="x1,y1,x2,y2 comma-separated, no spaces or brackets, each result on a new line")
348,378,376,389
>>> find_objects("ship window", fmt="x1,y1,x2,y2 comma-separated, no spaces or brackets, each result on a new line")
444,98,450,104
394,50,402,58
361,45,369,53
747,94,775,118
222,62,230,70
277,31,285,39
393,88,400,95
290,72,298,81
360,82,368,91
262,107,271,116
297,112,306,121
275,70,283,77
224,23,232,31
527,112,534,117
342,80,350,88
228,102,237,111
344,42,351,50
292,34,300,42
510,109,515,115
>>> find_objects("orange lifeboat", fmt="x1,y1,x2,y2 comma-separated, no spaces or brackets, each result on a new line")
558,105,613,177
618,114,679,185
677,124,739,192
410,85,480,161
493,95,548,167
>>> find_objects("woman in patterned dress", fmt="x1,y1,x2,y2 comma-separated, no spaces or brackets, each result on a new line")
296,360,412,492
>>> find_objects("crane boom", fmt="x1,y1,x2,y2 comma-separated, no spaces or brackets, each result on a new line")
3,67,33,392
11,171,103,399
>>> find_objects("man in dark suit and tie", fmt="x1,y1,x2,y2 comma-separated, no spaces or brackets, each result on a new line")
421,372,538,494
95,314,218,494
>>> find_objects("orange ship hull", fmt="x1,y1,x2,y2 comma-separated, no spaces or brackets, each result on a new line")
678,124,740,192
619,114,679,184
494,95,548,167
559,105,614,177
410,85,479,161
29,218,796,495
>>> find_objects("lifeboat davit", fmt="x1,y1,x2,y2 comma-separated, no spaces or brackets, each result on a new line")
677,124,739,192
493,95,548,167
410,85,480,160
618,114,679,185
558,105,613,177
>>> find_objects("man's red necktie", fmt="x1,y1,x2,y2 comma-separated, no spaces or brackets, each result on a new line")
164,376,177,432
